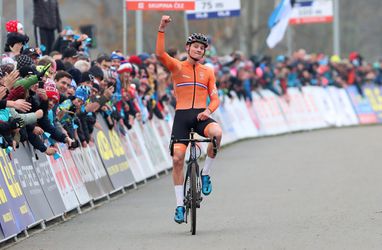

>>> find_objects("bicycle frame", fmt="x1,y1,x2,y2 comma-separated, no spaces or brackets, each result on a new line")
170,129,217,235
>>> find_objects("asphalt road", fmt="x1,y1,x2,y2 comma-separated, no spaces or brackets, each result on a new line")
7,126,382,250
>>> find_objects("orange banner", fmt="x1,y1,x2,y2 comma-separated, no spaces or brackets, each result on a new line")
126,1,195,11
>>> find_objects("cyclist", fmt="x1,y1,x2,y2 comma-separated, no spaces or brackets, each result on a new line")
156,15,223,224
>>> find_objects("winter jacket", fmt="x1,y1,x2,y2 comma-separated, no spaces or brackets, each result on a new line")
33,0,62,31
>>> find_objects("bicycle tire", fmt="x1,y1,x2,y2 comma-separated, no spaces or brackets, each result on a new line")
183,167,190,223
190,162,197,235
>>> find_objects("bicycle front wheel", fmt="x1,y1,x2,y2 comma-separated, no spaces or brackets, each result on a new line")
190,162,197,235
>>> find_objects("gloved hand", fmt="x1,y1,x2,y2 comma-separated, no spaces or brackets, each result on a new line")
37,63,51,81
9,117,25,129
0,136,9,149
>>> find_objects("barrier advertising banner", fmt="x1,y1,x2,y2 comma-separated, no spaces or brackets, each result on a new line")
302,86,332,128
46,152,79,211
284,88,315,131
232,98,259,138
70,148,105,199
245,100,262,131
214,104,237,144
12,144,54,222
58,144,91,205
362,84,382,123
222,98,247,139
140,122,169,172
0,169,19,238
327,87,359,126
152,117,173,166
84,144,114,194
346,85,378,124
120,133,146,182
94,116,135,189
0,150,34,232
135,123,163,173
253,90,289,135
131,124,157,178
33,151,66,216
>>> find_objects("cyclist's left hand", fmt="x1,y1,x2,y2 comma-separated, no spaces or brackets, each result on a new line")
197,109,211,121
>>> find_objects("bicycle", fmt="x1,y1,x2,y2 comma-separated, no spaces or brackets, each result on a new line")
170,129,217,235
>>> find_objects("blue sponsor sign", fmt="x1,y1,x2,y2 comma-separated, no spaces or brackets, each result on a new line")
187,9,240,20
362,83,382,123
346,85,378,124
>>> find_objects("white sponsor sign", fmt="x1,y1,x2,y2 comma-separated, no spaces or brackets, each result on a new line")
290,0,333,25
186,0,240,20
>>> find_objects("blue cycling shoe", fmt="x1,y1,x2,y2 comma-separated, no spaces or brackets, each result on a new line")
174,206,185,224
201,174,212,195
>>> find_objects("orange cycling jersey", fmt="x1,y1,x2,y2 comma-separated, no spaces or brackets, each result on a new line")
156,31,220,112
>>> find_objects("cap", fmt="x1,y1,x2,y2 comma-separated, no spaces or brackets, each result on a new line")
62,47,79,59
117,61,133,74
22,47,39,58
110,52,125,61
15,54,33,70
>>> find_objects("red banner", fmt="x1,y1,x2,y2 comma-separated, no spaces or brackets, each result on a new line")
126,0,195,11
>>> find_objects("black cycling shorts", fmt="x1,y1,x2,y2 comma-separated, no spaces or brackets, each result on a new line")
171,108,216,146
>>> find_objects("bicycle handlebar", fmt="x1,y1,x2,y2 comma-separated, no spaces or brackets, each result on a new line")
170,136,217,157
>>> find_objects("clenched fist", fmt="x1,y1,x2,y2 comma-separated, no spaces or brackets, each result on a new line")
159,15,172,32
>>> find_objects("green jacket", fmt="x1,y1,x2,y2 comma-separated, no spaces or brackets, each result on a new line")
13,75,39,90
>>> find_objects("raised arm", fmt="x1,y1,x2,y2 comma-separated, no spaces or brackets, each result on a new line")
155,15,181,73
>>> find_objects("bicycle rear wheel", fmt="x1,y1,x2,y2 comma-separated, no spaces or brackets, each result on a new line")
190,162,197,235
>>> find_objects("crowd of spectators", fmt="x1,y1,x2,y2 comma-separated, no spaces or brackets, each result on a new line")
1,19,381,156
213,48,382,102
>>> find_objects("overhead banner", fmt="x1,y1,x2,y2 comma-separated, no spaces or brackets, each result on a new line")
186,0,240,20
94,116,135,189
126,0,195,11
12,144,54,222
289,0,333,25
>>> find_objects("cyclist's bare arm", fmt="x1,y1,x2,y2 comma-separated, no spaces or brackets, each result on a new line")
156,15,181,73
